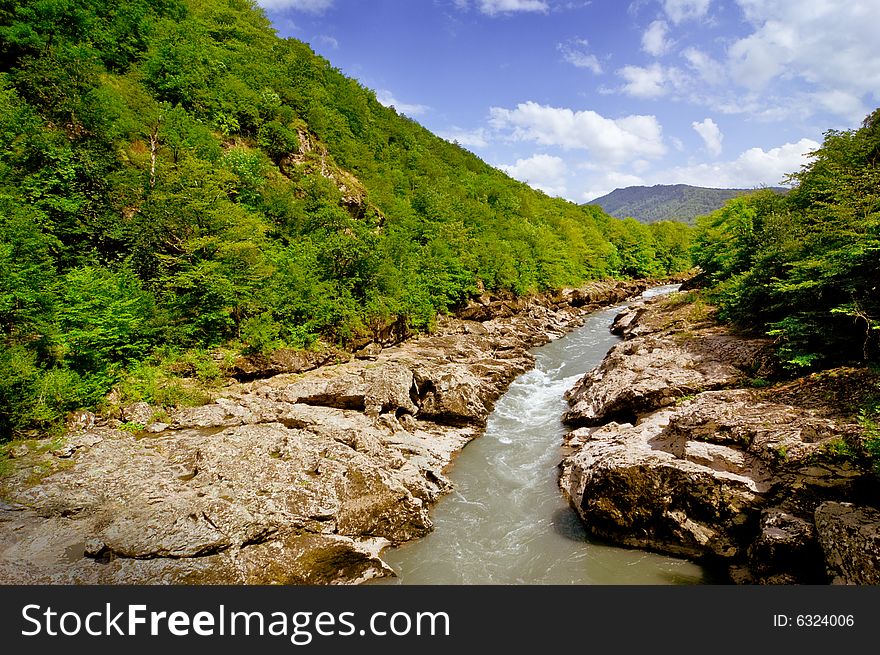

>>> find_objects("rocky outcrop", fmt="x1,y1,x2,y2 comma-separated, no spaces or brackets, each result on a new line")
0,279,647,585
559,292,878,583
814,502,880,584
564,297,774,426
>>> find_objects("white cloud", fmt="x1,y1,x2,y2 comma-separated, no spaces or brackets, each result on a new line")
316,34,339,49
727,0,880,120
692,117,723,156
811,90,869,124
488,101,666,163
438,127,490,148
558,39,602,74
477,0,549,15
580,170,646,202
375,90,430,116
642,20,671,56
653,137,820,188
617,63,685,98
499,154,568,196
682,47,725,84
256,0,333,13
663,0,711,24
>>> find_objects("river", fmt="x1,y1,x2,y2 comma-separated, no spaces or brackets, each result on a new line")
375,285,709,584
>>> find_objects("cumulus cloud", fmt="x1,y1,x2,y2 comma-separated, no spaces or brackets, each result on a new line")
256,0,333,13
692,117,723,156
642,20,671,56
438,127,490,148
375,90,430,116
580,170,646,202
488,101,666,163
663,0,711,24
616,63,685,98
477,0,549,15
572,138,819,206
811,89,869,124
681,47,725,84
558,38,602,74
655,137,820,188
727,0,880,120
499,154,568,196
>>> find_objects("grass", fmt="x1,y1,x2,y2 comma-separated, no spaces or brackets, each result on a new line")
660,291,700,308
104,348,225,417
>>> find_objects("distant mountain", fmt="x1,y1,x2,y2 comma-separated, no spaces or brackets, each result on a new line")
587,184,786,225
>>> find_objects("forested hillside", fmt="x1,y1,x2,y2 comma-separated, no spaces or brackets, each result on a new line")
588,184,785,225
0,0,692,439
692,110,880,370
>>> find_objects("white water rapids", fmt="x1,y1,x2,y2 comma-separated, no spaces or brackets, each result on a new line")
375,285,709,584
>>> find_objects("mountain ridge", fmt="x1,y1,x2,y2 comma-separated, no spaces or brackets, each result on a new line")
588,183,787,225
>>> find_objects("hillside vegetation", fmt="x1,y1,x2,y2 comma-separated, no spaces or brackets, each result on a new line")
0,0,692,439
589,184,785,225
693,110,880,370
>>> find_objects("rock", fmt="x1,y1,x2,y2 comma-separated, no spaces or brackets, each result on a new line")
560,410,763,560
563,330,773,426
559,293,876,584
609,305,644,336
66,410,96,433
746,508,825,584
354,342,383,360
121,402,154,425
8,443,29,459
815,502,880,584
413,364,489,425
230,348,339,381
561,387,865,574
266,361,418,418
50,432,103,459
144,422,169,433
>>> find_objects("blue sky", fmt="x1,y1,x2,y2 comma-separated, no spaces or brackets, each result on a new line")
256,0,880,201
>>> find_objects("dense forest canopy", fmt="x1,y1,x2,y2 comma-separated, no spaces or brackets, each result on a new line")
0,0,692,439
692,109,880,369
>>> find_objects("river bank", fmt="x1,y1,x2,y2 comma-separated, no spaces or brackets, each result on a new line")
375,284,708,584
0,278,651,584
559,291,880,584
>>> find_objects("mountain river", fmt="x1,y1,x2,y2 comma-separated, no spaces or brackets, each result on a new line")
374,285,710,584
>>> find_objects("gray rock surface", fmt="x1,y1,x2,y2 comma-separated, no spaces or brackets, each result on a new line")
564,315,774,425
559,291,876,583
0,279,646,585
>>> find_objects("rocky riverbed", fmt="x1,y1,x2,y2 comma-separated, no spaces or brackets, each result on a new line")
559,291,880,584
0,280,648,584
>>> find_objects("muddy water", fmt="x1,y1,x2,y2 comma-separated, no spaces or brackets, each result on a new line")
376,285,708,584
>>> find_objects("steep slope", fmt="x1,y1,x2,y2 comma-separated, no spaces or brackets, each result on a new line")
588,184,785,225
0,0,691,438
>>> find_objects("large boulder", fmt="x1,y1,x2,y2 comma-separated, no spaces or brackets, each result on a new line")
563,330,773,426
560,409,765,560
